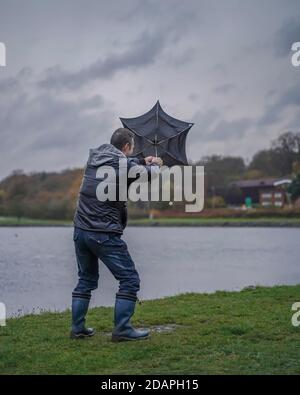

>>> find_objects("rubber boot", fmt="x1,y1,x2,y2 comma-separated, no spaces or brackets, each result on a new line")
70,297,95,339
111,297,150,342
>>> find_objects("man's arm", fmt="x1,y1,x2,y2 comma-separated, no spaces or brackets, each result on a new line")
127,156,162,183
128,157,147,165
128,156,163,166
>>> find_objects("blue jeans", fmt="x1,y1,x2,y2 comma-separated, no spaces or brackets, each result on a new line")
72,227,140,302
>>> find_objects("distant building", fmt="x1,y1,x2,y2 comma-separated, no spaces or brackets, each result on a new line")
230,178,292,207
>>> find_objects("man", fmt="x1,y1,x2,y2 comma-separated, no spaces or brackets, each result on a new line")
71,127,163,342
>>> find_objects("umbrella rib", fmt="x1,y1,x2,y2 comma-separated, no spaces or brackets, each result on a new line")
157,124,193,145
165,151,187,165
132,142,154,157
132,149,146,157
121,120,154,145
156,145,187,165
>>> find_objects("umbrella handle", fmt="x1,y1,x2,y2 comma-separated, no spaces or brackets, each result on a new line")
154,134,158,157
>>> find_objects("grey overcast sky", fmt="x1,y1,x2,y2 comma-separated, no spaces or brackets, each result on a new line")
0,0,300,179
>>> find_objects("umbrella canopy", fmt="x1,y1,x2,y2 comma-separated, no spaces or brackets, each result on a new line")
120,101,194,166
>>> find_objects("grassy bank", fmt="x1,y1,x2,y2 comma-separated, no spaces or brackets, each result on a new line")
0,216,71,226
1,216,300,227
0,285,299,374
128,217,300,227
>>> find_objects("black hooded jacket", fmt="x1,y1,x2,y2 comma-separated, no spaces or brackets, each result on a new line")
73,144,159,234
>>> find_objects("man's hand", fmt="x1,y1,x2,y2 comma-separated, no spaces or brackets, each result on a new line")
144,156,163,166
151,157,163,167
144,156,154,165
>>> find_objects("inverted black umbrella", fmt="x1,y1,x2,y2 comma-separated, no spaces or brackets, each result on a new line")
120,101,194,166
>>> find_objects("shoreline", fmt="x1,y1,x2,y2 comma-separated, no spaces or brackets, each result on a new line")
1,217,300,228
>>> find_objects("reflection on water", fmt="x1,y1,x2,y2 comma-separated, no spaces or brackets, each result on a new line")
0,226,299,317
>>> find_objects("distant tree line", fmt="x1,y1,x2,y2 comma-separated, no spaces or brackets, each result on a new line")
197,131,300,206
0,131,300,220
0,169,83,220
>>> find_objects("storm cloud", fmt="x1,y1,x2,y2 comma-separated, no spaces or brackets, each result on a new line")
0,0,299,179
38,31,167,91
274,16,300,57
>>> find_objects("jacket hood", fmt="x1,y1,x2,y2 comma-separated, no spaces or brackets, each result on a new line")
88,143,126,167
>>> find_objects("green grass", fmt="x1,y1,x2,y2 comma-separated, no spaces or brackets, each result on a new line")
1,285,299,374
0,216,71,226
128,217,300,226
1,216,300,227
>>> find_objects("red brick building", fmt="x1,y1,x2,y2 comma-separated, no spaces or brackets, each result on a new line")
230,178,292,207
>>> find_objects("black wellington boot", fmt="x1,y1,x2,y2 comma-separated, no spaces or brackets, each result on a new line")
111,298,150,342
70,297,95,339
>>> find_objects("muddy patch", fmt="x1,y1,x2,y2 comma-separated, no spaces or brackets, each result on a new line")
103,323,182,337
